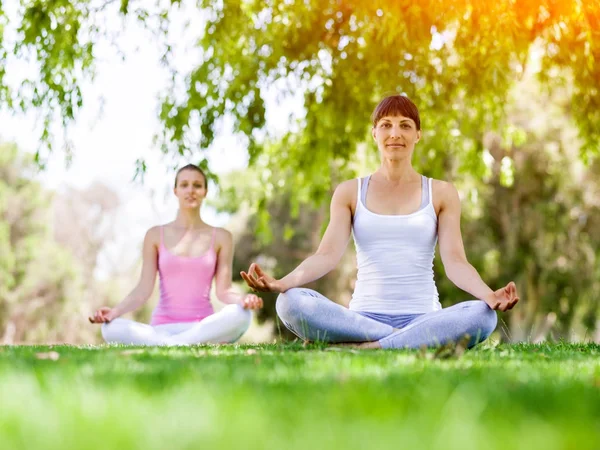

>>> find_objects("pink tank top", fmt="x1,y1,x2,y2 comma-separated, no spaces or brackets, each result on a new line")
150,226,217,325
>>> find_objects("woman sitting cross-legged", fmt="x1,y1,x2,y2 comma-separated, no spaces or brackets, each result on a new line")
241,95,519,349
89,164,262,345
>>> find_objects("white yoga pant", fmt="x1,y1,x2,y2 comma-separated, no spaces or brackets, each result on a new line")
101,304,252,346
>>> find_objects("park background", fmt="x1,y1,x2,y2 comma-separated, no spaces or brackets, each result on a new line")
1,0,599,345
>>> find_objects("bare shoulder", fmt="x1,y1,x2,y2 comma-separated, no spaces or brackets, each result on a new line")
431,179,460,214
214,227,233,250
334,179,357,196
332,178,358,210
144,226,162,245
214,227,232,240
431,179,458,196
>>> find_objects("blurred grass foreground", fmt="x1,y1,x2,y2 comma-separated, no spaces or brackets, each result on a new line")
0,342,599,450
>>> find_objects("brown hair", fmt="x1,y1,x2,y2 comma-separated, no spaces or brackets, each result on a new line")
174,164,207,188
371,95,421,130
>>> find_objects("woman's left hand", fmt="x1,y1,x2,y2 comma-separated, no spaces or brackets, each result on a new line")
241,293,263,310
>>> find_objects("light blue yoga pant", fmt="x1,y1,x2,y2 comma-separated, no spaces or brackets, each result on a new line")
276,288,497,349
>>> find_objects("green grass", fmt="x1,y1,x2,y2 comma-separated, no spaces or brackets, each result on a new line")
1,343,599,450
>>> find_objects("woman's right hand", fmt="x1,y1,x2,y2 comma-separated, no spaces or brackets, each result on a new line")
484,282,520,312
240,263,286,294
89,307,118,324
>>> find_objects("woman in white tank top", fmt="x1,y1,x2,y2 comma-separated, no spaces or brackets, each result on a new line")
242,95,519,349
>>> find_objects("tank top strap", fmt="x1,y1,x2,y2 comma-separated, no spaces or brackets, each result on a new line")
428,177,433,204
361,175,371,207
420,175,429,209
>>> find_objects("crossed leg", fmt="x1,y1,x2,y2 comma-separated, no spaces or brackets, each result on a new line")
101,304,252,346
276,288,394,343
378,301,497,349
276,288,497,349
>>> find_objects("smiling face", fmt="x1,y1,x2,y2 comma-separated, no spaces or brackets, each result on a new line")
372,115,421,159
173,168,207,209
371,95,422,160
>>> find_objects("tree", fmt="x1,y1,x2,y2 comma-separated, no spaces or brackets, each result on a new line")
433,72,600,342
0,142,83,343
52,182,120,280
3,1,599,196
0,142,124,343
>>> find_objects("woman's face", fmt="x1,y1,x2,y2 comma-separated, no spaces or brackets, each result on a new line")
174,170,207,209
372,115,421,160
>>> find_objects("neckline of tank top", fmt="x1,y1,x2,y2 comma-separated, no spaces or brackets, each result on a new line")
357,176,436,219
160,226,217,260
160,243,216,260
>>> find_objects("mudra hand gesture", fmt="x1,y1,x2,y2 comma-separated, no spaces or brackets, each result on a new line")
241,293,263,310
241,263,286,294
88,307,117,324
484,282,519,312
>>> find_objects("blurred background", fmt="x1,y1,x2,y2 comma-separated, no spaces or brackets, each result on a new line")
1,0,599,344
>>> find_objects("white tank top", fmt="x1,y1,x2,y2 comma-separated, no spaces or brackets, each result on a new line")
349,175,442,314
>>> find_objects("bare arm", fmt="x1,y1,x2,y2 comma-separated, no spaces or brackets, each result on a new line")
90,227,159,323
437,182,518,311
214,229,262,309
242,180,354,293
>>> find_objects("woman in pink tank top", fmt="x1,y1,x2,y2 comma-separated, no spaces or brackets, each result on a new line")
89,164,262,346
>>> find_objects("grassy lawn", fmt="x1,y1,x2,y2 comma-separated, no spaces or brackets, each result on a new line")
0,343,599,450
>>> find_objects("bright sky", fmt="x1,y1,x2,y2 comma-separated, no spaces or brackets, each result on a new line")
0,4,277,278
